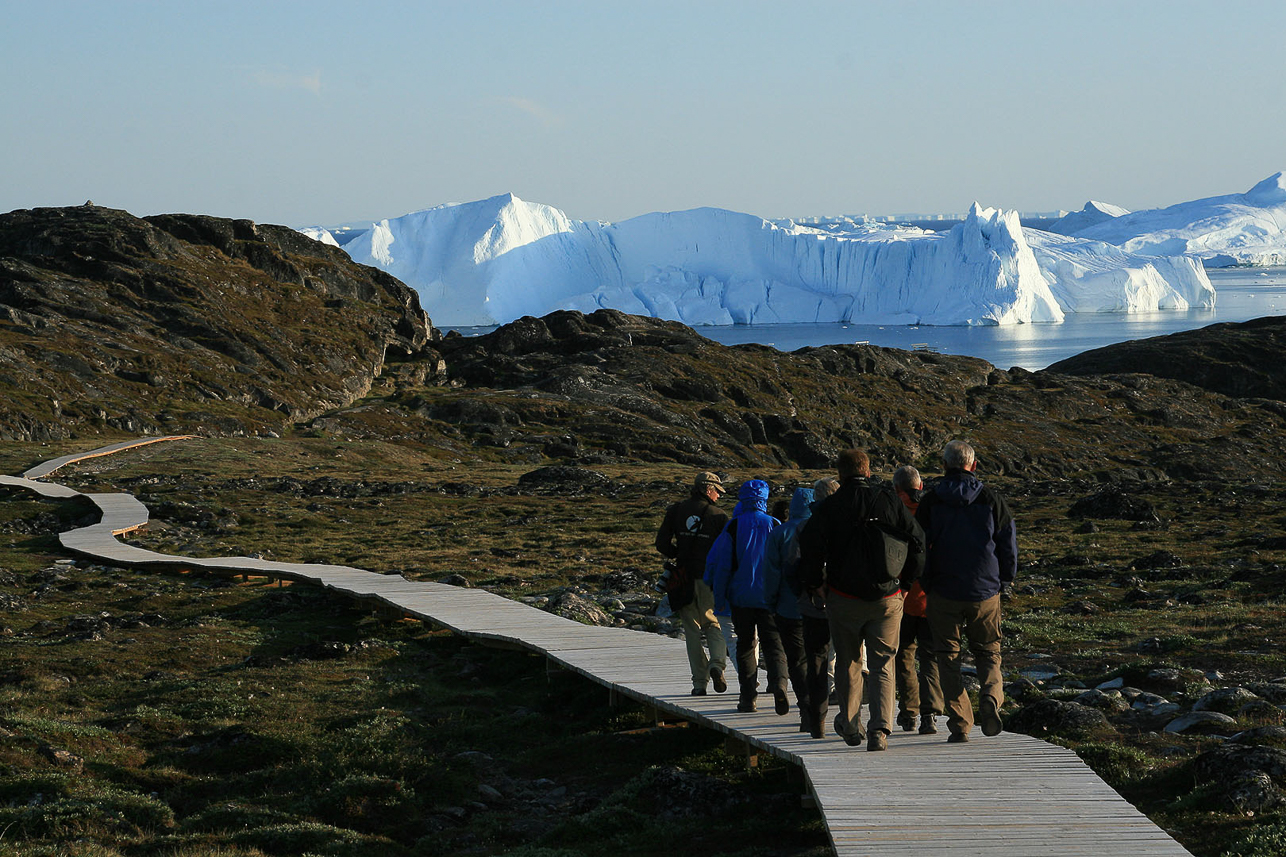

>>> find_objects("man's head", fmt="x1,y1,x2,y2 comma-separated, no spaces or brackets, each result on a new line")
693,471,725,501
812,477,839,502
836,449,870,479
892,464,922,495
942,440,977,472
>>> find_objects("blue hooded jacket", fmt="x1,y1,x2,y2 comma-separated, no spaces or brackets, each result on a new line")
763,488,814,619
704,479,778,614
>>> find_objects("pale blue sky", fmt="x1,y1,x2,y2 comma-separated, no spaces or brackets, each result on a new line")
3,1,1284,227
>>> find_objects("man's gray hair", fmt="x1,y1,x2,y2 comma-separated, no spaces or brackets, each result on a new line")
812,477,840,502
892,465,922,494
942,440,976,470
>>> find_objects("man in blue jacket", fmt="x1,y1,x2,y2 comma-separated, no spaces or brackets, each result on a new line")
705,479,787,714
915,440,1018,743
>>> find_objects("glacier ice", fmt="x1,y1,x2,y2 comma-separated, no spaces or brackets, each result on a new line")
1056,171,1286,268
312,192,1215,328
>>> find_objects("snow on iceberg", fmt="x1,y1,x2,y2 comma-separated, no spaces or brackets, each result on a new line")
319,193,1212,327
1058,171,1286,267
1046,200,1131,236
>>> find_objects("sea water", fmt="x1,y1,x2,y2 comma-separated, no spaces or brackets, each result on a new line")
445,267,1286,371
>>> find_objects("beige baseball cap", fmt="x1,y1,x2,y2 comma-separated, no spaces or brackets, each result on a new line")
694,472,725,493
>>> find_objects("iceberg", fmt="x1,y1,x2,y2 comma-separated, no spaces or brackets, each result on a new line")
1053,171,1286,268
316,193,1212,328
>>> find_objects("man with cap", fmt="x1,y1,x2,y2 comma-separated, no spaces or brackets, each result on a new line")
656,471,731,695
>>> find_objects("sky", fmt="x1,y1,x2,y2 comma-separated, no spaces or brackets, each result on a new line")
3,1,1285,228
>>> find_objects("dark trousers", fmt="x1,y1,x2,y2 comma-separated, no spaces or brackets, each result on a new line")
774,616,812,715
802,615,832,728
896,613,943,717
730,606,788,703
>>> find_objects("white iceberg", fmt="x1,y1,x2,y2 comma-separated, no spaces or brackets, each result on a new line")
315,193,1212,327
1054,171,1286,267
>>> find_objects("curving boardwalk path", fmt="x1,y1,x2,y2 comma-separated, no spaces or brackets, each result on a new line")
1,437,1194,856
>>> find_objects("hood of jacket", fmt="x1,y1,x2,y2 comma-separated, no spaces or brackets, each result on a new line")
933,470,985,507
788,487,814,521
736,479,770,512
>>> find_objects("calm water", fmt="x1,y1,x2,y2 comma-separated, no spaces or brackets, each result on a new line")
446,267,1286,371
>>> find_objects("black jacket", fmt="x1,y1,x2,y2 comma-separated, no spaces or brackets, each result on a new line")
798,476,924,601
655,493,728,608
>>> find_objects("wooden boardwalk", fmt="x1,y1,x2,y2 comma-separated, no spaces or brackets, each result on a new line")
2,437,1194,856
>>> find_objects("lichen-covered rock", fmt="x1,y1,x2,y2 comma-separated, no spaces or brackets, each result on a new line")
1006,699,1113,739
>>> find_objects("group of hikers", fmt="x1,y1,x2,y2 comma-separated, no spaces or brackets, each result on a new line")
654,440,1017,751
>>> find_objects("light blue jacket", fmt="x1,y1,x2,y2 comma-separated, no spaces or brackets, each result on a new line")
763,487,814,619
705,479,778,614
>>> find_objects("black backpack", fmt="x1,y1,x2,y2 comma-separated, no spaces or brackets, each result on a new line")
841,489,916,588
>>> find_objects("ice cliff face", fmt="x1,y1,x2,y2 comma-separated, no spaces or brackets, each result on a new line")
1056,171,1286,267
318,193,1213,327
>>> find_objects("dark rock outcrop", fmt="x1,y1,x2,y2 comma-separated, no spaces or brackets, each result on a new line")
1048,315,1286,401
0,205,439,439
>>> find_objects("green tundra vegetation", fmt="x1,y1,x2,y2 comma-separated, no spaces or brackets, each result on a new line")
2,433,1286,857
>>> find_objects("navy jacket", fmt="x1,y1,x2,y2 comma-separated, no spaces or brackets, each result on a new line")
915,469,1017,602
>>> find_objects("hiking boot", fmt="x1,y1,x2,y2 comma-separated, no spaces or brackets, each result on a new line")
736,697,757,713
773,689,790,716
867,731,888,752
896,711,916,732
710,668,728,694
690,687,707,696
835,713,865,747
946,732,970,744
980,696,1003,737
919,715,938,735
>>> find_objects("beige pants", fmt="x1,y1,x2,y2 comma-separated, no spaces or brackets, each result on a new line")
678,579,727,690
927,592,1003,736
826,593,903,738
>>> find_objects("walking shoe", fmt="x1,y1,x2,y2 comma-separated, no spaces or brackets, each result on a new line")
710,667,728,694
980,696,1003,737
919,715,938,735
896,711,916,732
835,713,866,746
946,732,970,744
690,687,707,696
809,717,825,740
773,689,790,716
736,698,757,713
867,731,888,752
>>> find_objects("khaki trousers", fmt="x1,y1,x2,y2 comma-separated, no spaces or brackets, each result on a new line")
927,592,1003,736
827,593,902,738
678,579,727,690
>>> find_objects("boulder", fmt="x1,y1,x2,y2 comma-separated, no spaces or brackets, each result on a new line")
1193,687,1261,716
1164,711,1238,735
1006,699,1113,739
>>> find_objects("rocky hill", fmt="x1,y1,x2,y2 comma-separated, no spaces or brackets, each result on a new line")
4,204,1286,483
1048,315,1286,400
0,205,439,440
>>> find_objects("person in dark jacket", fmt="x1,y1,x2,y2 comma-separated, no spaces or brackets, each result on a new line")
763,486,816,733
915,440,1017,743
656,471,730,696
798,450,924,751
891,465,943,735
705,479,787,714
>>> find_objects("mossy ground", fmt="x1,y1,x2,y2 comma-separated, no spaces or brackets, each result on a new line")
3,433,1286,855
